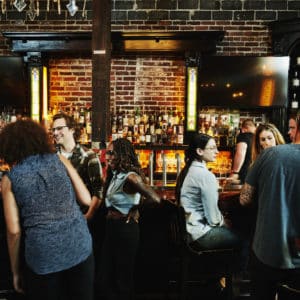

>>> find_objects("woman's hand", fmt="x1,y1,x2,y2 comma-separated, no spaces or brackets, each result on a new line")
84,196,101,221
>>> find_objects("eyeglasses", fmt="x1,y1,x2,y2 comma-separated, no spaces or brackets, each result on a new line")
106,150,115,156
52,125,68,133
204,146,218,151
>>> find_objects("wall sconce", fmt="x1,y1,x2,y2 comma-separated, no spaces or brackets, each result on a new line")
187,67,197,131
30,66,40,122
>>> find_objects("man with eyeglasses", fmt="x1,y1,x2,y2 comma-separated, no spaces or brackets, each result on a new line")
52,113,104,262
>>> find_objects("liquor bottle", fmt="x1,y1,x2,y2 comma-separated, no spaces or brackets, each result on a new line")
173,108,179,126
139,117,145,136
85,106,92,139
145,127,151,145
79,107,85,125
122,111,129,138
139,130,146,145
166,123,174,144
117,121,124,139
128,110,134,128
293,70,300,87
73,105,79,122
149,113,155,135
155,119,162,144
291,93,299,109
127,129,133,143
123,110,129,128
11,109,17,123
177,113,184,145
134,107,141,126
80,127,89,144
111,113,118,141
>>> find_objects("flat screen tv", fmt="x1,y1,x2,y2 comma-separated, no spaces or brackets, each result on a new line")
198,56,290,108
0,56,29,114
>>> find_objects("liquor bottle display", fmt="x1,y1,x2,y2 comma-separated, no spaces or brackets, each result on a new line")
291,93,299,109
197,108,268,148
0,107,24,131
290,57,300,111
110,107,185,146
198,109,240,148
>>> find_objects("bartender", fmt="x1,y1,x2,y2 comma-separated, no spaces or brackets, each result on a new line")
229,119,256,184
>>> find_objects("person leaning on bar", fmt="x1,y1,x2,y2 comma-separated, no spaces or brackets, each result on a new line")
96,138,161,300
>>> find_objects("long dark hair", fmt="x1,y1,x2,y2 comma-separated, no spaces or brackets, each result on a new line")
0,119,55,166
175,133,212,204
103,138,145,199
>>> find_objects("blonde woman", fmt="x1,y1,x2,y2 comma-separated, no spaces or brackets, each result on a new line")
251,123,285,164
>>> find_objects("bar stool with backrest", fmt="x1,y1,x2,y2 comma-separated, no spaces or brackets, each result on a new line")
277,282,300,300
164,201,239,300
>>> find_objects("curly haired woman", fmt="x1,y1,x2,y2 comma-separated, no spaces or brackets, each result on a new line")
0,119,94,300
97,138,160,300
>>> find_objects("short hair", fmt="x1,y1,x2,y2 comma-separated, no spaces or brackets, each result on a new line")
52,112,81,142
0,119,55,166
241,118,255,129
289,110,300,121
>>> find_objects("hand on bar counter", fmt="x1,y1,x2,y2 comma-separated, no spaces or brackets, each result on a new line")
218,177,242,192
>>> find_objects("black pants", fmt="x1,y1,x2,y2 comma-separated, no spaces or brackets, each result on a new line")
26,253,94,300
249,252,300,300
96,217,139,300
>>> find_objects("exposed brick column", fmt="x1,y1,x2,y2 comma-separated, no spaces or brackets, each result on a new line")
92,0,111,144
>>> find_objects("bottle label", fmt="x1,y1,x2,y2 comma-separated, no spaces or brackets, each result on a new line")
292,101,299,109
177,134,184,144
145,134,151,143
293,78,300,87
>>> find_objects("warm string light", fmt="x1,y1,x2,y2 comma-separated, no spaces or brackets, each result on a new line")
0,0,86,19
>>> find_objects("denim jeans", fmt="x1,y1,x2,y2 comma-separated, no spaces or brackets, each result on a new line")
191,226,242,251
190,226,249,272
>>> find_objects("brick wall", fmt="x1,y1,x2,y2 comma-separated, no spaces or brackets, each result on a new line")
49,58,92,110
110,55,186,114
1,0,300,115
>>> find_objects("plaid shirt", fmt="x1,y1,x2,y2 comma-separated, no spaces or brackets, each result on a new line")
57,143,103,199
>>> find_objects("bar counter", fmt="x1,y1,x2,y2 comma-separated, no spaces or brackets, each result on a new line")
152,182,255,238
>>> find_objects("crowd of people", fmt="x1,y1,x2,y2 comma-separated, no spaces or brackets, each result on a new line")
0,110,300,300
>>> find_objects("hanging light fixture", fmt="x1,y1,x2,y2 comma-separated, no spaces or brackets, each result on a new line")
1,0,87,19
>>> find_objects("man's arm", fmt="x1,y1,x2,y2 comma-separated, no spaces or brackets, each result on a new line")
240,182,255,206
87,151,103,199
230,142,247,175
59,154,92,207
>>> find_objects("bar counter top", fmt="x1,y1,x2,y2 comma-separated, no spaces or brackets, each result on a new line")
151,181,242,202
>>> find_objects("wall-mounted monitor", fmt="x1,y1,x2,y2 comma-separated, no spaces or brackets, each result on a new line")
198,56,290,108
0,56,29,114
